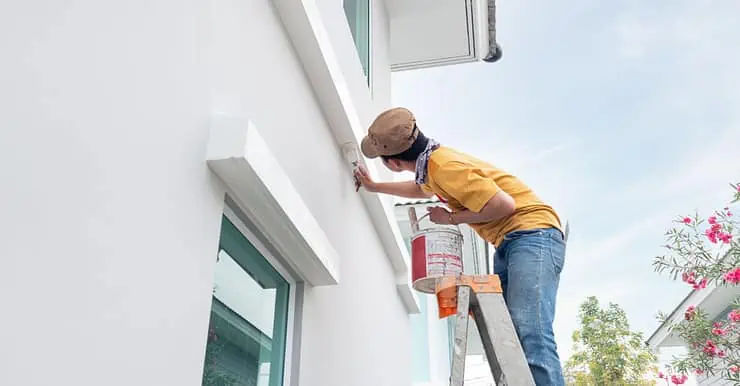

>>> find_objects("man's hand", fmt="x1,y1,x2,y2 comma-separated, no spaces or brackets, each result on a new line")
354,165,377,192
353,164,433,198
427,206,455,225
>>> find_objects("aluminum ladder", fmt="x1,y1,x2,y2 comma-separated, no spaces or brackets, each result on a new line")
439,274,535,386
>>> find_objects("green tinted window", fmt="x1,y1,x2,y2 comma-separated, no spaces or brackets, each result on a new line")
202,216,290,386
343,0,371,85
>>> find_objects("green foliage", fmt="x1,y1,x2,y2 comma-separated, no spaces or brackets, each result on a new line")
564,296,658,386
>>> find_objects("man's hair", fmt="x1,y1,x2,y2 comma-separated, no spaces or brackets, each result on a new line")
382,129,429,162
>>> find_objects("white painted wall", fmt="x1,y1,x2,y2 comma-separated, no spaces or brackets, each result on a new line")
0,0,412,385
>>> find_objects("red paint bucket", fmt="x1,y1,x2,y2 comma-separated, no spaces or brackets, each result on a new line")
411,228,464,294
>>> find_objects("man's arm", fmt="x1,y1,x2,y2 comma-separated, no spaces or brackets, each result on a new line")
354,165,433,199
371,181,433,199
427,190,515,225
425,160,516,225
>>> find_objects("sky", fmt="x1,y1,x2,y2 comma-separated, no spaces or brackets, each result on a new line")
391,0,740,373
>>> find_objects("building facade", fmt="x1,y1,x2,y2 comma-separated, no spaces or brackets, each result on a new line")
0,1,500,385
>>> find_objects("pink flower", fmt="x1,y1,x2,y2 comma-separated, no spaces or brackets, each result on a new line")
683,272,697,285
703,340,717,357
706,231,719,243
729,309,740,322
671,374,688,384
682,217,692,224
695,369,704,375
685,306,697,320
718,232,733,244
693,278,708,290
705,223,723,244
713,326,726,336
728,211,733,217
683,272,707,289
718,350,726,358
709,216,718,225
704,222,729,244
731,366,739,374
658,371,665,379
724,269,740,284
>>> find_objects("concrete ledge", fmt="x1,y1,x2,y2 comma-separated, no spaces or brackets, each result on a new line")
396,272,421,314
206,114,340,286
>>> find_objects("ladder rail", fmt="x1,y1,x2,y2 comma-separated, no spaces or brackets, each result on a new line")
471,292,535,385
450,286,471,386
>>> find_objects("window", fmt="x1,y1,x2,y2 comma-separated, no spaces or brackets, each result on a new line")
202,215,290,386
343,0,371,85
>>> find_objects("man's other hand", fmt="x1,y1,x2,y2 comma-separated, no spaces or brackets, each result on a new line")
428,206,453,225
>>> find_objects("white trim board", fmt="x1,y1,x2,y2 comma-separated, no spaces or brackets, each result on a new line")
207,114,340,286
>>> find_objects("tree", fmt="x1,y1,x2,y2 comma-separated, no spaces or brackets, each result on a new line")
653,182,740,384
564,296,658,385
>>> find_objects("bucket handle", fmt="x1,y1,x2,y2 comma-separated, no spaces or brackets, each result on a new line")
408,207,462,232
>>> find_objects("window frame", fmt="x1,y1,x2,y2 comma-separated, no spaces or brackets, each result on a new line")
219,205,298,386
343,0,373,89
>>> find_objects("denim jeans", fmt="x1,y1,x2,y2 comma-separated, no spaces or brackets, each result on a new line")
493,227,566,386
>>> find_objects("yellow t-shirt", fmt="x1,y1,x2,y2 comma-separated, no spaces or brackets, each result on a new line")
420,146,562,247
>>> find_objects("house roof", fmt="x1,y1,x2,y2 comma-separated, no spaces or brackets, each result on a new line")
646,289,696,348
648,249,740,349
647,283,740,349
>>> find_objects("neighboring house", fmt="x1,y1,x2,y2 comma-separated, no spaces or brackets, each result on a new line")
648,283,740,385
394,198,495,386
0,1,500,386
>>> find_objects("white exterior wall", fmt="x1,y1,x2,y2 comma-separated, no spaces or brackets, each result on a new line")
0,1,414,386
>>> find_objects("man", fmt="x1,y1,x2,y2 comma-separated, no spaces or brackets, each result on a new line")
354,107,566,385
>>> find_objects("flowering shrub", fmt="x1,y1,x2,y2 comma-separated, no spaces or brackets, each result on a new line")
653,183,740,384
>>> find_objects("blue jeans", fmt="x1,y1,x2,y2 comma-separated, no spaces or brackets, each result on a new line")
493,227,566,386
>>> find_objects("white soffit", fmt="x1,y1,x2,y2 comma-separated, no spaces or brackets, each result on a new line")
389,0,482,71
206,114,340,286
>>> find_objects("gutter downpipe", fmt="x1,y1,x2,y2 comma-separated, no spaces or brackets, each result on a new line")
482,0,503,63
